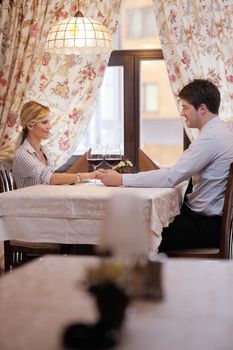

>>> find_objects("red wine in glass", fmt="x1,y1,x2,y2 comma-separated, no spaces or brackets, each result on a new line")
88,154,104,170
105,154,122,168
105,144,122,169
86,149,104,171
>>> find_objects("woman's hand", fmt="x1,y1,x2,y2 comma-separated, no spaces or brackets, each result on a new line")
79,171,98,181
90,170,100,179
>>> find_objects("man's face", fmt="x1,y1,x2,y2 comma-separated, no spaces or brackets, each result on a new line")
180,99,201,129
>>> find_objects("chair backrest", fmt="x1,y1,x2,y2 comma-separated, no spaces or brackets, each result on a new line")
138,149,160,171
66,152,89,173
219,163,233,259
0,164,14,193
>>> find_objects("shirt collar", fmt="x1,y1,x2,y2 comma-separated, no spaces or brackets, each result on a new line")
201,116,220,132
23,139,47,155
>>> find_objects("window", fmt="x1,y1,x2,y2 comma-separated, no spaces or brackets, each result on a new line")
73,0,186,168
75,66,124,155
74,50,184,169
127,7,156,39
143,83,159,113
127,9,141,39
140,59,183,167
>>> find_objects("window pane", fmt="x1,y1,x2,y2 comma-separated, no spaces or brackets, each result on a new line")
74,67,124,154
119,0,161,50
143,83,158,113
127,9,142,38
127,7,156,39
140,60,183,167
142,7,157,37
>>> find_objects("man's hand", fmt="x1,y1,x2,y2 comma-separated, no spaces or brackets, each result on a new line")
96,169,123,186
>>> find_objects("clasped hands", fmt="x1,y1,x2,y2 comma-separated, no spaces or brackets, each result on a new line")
94,169,123,187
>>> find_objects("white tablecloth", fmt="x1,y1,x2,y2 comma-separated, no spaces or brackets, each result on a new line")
0,182,184,250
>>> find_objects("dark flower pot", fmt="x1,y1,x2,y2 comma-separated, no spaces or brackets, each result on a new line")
63,282,129,349
89,281,129,330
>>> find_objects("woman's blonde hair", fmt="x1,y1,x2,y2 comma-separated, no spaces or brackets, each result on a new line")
15,101,50,150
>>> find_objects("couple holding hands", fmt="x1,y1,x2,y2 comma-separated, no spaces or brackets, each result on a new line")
13,79,233,251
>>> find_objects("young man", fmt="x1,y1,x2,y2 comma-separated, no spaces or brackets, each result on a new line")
97,79,233,250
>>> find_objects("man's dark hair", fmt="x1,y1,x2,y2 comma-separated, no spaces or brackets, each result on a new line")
178,79,221,114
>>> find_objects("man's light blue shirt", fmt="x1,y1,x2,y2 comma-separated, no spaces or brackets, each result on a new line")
123,117,233,215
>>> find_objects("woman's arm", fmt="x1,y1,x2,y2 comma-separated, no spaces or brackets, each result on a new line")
50,171,97,185
13,146,98,186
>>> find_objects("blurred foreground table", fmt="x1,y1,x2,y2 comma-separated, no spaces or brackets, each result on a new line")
0,256,233,350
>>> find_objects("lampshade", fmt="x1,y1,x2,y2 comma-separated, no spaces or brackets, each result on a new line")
45,16,112,55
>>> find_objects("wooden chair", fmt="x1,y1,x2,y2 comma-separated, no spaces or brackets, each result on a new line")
0,166,14,192
164,163,233,259
138,149,160,171
66,151,89,173
0,163,63,272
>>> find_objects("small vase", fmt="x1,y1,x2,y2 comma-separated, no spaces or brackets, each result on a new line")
89,281,129,330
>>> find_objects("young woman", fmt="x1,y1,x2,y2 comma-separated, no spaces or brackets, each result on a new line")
13,101,97,188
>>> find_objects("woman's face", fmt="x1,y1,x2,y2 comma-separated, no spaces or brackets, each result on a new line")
29,114,52,141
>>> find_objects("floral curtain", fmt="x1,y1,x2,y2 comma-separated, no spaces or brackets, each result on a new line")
152,0,233,140
0,0,121,166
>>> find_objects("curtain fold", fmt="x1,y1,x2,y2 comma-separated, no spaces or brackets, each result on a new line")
152,0,233,140
0,0,122,166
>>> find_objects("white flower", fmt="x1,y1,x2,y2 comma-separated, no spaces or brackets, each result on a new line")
125,160,133,167
113,160,133,170
117,161,126,168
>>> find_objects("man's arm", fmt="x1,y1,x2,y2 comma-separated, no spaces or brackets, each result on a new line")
98,134,216,187
122,135,216,188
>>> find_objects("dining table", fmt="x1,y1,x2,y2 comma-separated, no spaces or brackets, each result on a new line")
0,181,184,255
0,255,233,350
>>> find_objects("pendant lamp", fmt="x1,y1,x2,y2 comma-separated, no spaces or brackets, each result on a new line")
45,1,112,55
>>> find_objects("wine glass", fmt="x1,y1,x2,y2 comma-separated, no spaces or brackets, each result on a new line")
86,145,104,172
104,144,122,169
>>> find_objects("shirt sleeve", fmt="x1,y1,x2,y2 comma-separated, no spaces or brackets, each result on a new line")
123,133,217,188
14,149,54,185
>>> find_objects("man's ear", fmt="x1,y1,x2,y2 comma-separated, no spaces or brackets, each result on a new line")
199,103,208,115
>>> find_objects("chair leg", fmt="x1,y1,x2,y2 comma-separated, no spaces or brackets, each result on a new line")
4,240,11,272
